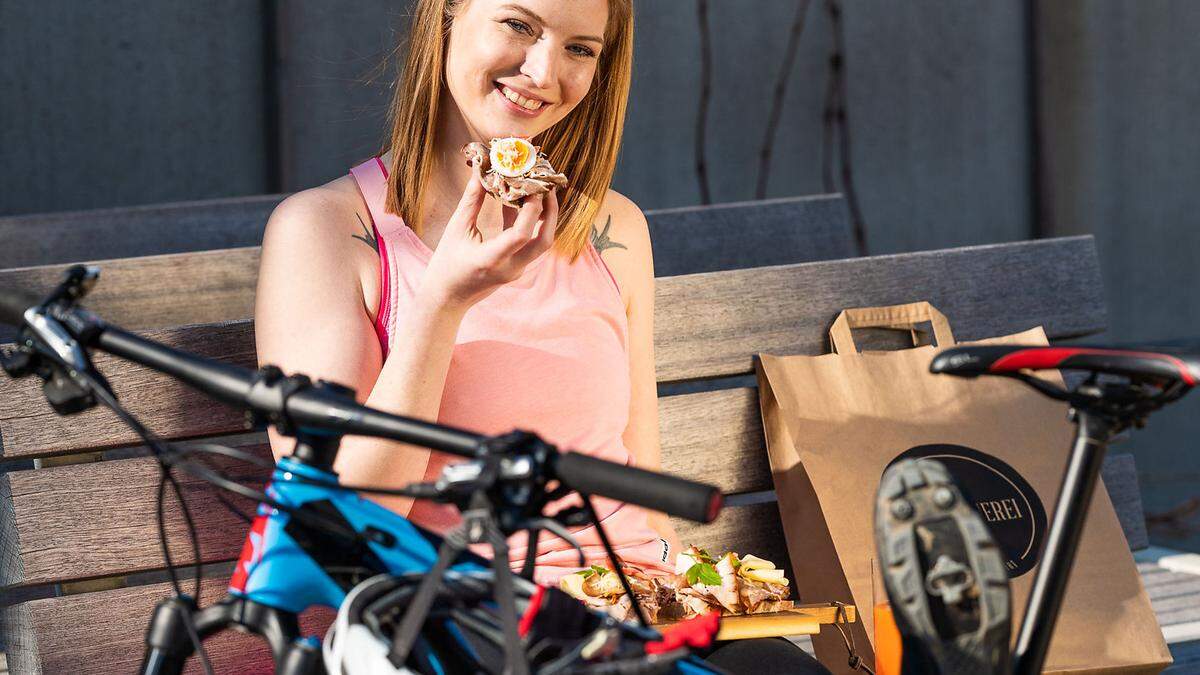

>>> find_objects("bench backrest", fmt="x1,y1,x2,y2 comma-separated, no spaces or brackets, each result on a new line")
0,193,855,272
0,235,1109,674
0,195,854,343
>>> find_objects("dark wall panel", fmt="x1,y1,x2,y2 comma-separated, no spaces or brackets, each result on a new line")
1038,1,1200,550
275,1,410,191
840,1,1031,254
0,1,268,216
616,1,1031,255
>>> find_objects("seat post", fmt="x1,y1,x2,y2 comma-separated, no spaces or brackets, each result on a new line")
1012,406,1116,675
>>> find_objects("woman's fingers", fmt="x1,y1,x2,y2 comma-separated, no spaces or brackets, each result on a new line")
501,202,519,231
451,166,487,238
492,194,544,254
538,188,559,241
511,189,558,264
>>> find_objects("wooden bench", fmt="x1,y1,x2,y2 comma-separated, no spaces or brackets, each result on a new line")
0,200,1149,671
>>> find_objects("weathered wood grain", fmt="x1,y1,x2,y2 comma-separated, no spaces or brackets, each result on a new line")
0,321,257,459
658,387,771,495
655,237,1106,383
0,195,854,340
6,445,267,587
0,194,852,275
0,248,261,340
0,473,22,589
22,577,333,675
4,387,776,585
0,237,1105,459
10,504,791,675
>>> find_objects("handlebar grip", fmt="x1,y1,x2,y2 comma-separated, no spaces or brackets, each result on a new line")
0,286,39,329
554,452,723,523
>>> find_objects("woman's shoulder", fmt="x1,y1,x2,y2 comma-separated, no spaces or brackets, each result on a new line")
593,189,652,311
267,175,364,238
260,175,382,315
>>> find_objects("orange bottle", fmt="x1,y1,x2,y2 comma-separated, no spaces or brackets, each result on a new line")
874,601,903,675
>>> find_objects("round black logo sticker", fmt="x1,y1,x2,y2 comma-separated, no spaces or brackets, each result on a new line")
888,444,1047,578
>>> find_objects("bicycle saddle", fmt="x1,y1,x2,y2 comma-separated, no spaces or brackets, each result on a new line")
930,345,1199,388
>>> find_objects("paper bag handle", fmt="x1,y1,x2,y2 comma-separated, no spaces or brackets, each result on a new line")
829,301,956,354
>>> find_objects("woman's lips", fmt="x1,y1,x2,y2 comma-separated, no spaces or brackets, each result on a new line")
494,83,549,118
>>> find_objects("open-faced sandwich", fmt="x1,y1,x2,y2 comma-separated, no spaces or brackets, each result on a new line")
461,137,568,209
558,546,792,624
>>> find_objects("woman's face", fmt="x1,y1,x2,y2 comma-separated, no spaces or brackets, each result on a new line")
444,0,609,141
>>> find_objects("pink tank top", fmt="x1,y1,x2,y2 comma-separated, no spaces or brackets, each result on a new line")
350,157,673,583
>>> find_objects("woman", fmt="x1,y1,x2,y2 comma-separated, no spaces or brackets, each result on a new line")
255,1,830,672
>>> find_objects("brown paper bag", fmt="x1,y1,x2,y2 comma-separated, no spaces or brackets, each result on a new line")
755,302,1171,675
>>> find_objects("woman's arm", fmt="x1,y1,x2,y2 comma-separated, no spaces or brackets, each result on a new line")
601,191,685,560
254,187,466,515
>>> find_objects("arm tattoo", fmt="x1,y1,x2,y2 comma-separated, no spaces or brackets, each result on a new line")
351,213,379,253
591,215,627,254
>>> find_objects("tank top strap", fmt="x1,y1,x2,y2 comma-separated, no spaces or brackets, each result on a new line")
349,156,409,240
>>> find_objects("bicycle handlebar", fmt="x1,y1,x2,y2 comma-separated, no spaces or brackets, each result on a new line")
555,452,722,523
0,282,723,523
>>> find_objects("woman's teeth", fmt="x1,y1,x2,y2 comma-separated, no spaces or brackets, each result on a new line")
500,85,544,111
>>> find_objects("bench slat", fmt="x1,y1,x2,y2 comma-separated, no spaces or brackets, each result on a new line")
0,248,261,340
0,194,852,272
6,450,262,587
4,386,776,586
0,322,256,459
0,196,854,341
0,195,284,269
0,237,1106,460
656,236,1105,383
22,577,331,675
645,195,854,276
9,504,786,674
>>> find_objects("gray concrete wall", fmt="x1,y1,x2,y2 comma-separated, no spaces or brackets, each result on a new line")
1038,1,1200,551
0,1,269,215
617,1,1032,255
274,1,409,190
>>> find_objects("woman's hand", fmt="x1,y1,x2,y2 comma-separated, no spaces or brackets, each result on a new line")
418,161,559,312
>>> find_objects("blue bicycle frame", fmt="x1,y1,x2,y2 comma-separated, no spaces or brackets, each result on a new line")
226,457,488,613
141,454,719,675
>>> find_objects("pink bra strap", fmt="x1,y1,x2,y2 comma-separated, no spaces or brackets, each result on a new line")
349,157,408,239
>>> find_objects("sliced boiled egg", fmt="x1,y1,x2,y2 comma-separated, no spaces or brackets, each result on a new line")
489,137,538,178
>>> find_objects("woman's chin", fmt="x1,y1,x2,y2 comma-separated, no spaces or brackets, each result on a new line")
476,122,544,142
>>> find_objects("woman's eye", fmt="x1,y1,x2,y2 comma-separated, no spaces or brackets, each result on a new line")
504,19,533,35
569,45,597,58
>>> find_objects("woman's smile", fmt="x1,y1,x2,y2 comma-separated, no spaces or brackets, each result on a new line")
493,81,551,118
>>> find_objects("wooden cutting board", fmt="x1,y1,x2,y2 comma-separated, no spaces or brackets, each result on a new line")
653,602,858,641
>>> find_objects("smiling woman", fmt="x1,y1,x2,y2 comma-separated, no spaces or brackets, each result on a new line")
253,1,830,672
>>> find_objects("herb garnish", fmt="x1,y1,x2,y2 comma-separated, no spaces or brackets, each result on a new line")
685,562,723,586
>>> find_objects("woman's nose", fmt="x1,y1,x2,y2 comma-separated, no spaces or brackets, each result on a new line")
519,41,558,91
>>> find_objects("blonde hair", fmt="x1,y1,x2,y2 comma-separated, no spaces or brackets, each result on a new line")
380,0,634,263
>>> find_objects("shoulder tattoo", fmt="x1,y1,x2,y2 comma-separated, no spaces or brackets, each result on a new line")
351,213,379,253
591,215,627,255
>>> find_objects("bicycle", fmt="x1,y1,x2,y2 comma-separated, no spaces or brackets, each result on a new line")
874,342,1197,674
0,265,726,675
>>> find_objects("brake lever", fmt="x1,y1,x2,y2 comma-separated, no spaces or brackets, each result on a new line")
0,265,111,414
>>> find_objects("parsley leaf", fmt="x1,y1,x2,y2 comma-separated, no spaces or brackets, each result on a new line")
577,564,610,579
686,562,723,586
